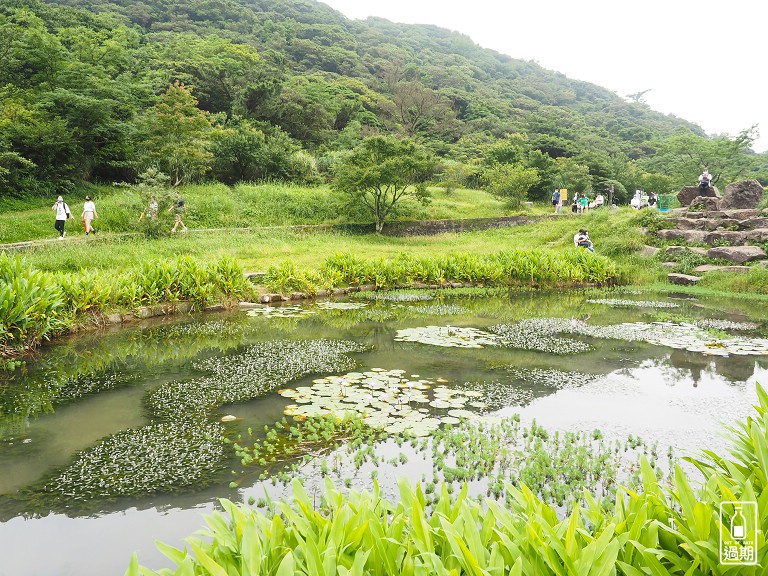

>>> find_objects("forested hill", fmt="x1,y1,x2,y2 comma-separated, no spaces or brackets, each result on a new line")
1,0,764,200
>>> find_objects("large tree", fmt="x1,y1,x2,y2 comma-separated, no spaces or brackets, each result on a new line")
333,136,436,232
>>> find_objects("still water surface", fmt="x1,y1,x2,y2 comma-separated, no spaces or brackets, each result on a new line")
1,289,766,575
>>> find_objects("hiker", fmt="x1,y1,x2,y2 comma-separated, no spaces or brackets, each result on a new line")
594,193,605,209
578,194,589,214
571,198,578,213
52,195,73,239
170,213,188,233
82,195,98,235
138,196,158,222
552,189,562,214
573,228,595,253
648,192,658,208
168,191,186,216
698,169,712,195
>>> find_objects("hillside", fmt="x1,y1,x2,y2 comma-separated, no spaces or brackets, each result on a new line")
0,0,764,201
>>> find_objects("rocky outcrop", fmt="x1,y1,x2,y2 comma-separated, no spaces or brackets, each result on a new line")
678,185,720,207
704,231,747,246
707,245,767,264
668,273,702,285
720,179,766,210
689,196,721,211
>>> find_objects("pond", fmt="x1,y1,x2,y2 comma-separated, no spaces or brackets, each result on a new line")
1,288,767,575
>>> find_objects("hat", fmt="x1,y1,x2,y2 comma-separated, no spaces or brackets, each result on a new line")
85,195,91,200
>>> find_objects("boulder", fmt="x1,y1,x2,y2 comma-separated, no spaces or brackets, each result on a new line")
638,245,661,257
290,292,306,300
105,312,123,324
693,265,750,273
738,218,768,230
681,230,708,243
720,179,766,210
664,246,708,257
688,196,721,212
745,229,768,243
668,273,702,285
657,229,686,241
674,218,706,230
238,301,262,310
678,185,719,207
704,231,746,246
204,303,226,312
704,218,739,231
722,209,760,219
707,245,767,264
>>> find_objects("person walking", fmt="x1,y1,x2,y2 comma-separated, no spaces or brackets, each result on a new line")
81,195,98,235
551,188,562,214
52,195,73,239
698,169,712,195
138,196,159,222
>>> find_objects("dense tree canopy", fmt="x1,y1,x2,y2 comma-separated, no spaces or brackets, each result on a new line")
0,0,765,199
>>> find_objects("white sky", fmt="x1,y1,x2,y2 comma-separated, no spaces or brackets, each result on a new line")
320,0,768,152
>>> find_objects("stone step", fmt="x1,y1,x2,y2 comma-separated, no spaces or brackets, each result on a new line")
668,273,701,285
693,265,751,273
664,246,708,257
707,245,767,264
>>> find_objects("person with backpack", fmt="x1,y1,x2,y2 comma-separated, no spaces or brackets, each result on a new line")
52,195,73,239
551,188,562,214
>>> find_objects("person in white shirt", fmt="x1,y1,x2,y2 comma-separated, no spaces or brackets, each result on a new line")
51,195,73,238
81,195,98,235
698,169,712,195
594,193,605,208
573,228,595,253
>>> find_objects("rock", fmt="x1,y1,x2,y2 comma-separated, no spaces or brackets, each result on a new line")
674,218,706,230
204,303,226,312
657,229,686,241
290,292,306,300
664,246,708,257
358,284,376,292
680,230,708,243
450,282,464,288
688,196,721,212
239,301,262,310
259,294,271,303
346,286,360,293
332,288,347,296
135,306,153,319
745,229,768,243
737,217,768,230
704,231,746,246
678,185,719,207
176,301,193,314
662,262,677,268
315,290,329,297
704,218,739,231
693,265,750,273
105,312,123,324
638,245,660,257
244,272,266,282
707,245,767,264
668,273,702,285
220,415,238,422
722,209,760,219
720,179,766,210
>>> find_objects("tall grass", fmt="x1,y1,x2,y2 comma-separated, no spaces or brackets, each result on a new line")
129,384,768,575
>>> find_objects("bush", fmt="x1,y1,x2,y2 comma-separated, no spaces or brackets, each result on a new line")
0,253,65,354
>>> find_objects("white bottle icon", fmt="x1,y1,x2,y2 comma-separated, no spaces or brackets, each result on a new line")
731,506,746,540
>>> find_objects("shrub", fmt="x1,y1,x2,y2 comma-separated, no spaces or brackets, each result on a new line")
0,253,65,354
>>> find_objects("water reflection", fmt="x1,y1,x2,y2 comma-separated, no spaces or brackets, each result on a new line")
1,290,767,575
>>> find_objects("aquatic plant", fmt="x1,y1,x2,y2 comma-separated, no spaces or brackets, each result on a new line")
586,298,679,308
411,303,470,316
246,304,316,318
146,340,367,421
40,421,225,501
394,325,500,348
489,318,593,354
497,367,601,391
693,318,760,331
131,384,768,576
55,372,140,404
0,253,65,357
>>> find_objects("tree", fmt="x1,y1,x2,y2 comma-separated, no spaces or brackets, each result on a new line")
134,82,214,186
333,136,436,233
483,164,540,209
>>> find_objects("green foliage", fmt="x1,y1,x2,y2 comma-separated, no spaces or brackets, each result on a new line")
130,383,768,575
483,163,541,209
0,253,65,355
333,136,437,232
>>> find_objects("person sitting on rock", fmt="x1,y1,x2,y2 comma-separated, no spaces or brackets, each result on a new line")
698,169,712,195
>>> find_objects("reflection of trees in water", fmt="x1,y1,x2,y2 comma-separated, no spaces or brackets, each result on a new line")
666,349,758,387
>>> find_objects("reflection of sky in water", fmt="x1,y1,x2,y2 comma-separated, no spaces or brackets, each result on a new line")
3,291,768,575
499,356,766,459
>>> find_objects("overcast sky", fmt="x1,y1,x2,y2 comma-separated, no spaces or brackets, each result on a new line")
320,0,767,152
